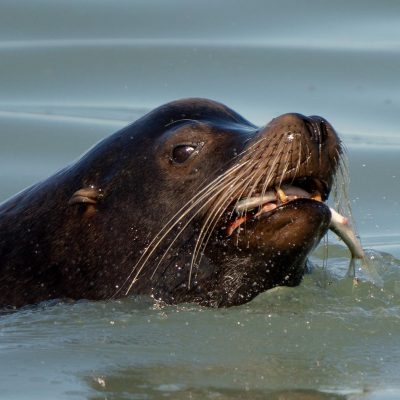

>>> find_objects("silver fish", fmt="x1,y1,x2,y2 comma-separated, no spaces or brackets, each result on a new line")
329,208,383,286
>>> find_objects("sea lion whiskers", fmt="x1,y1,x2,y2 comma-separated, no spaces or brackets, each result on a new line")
328,147,346,203
260,132,298,195
148,167,249,283
190,127,324,285
304,142,312,168
258,142,287,199
239,136,297,219
241,136,281,203
191,136,278,240
114,171,233,297
144,138,273,280
294,138,303,185
138,136,272,291
147,137,271,288
207,141,281,252
188,155,267,284
277,139,296,189
188,171,252,285
149,112,340,287
121,161,251,295
332,149,351,217
224,135,271,219
190,134,303,278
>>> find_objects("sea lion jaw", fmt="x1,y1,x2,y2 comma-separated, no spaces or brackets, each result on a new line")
201,199,331,307
235,198,331,249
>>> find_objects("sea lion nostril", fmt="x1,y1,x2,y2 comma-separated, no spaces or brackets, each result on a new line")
307,116,331,144
303,117,329,144
318,120,329,143
304,120,320,143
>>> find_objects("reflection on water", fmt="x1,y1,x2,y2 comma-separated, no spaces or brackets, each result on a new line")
0,0,399,399
86,366,348,400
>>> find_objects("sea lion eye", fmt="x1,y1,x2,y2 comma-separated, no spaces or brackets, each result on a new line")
172,144,197,163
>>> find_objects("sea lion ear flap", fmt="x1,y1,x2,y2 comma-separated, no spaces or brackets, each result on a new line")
68,187,102,216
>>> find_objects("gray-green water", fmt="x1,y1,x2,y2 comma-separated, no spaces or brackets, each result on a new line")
1,1,399,399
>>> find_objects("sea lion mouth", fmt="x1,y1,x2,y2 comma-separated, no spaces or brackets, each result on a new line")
226,178,328,236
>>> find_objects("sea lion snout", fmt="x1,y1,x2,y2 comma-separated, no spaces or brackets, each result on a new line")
262,112,338,146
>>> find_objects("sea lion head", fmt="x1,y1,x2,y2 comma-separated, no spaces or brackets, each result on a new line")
69,98,340,306
0,98,342,308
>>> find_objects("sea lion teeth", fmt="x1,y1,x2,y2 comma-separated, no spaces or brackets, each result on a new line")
275,187,288,203
311,191,322,202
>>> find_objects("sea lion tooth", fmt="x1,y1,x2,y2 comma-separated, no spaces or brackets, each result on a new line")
311,191,322,201
275,187,288,203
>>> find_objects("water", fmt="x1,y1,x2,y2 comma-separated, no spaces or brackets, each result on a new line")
0,1,399,399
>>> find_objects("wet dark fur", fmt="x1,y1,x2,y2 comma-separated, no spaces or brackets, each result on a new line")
0,98,341,308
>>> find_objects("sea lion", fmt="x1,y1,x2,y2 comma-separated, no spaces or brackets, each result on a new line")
0,98,342,308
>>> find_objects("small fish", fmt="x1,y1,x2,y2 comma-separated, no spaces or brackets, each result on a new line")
234,184,382,286
234,185,383,286
234,185,311,213
329,208,364,259
329,208,383,286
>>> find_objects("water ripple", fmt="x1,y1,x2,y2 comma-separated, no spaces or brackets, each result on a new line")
0,38,399,52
